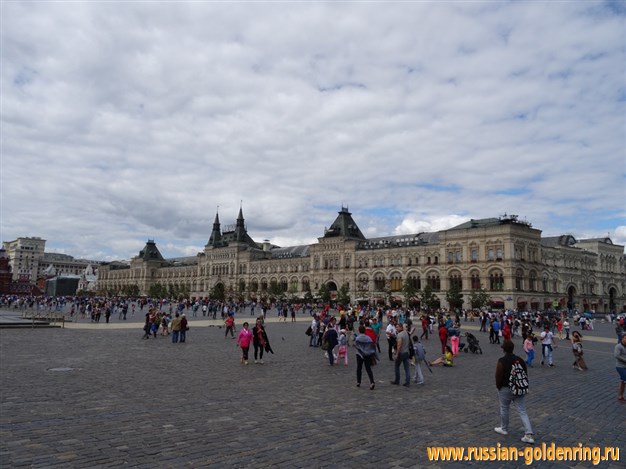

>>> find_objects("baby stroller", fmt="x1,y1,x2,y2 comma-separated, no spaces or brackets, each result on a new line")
464,332,482,354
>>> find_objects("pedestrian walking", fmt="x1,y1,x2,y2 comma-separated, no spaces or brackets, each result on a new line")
252,318,270,364
523,333,535,368
494,340,534,444
354,325,377,390
224,314,235,339
540,325,557,367
412,335,426,385
571,331,587,371
323,324,339,366
170,313,182,343
237,322,253,365
386,319,397,361
563,319,570,340
390,323,411,387
336,330,348,366
180,314,188,343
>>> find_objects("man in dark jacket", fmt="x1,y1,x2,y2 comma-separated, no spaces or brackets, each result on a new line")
494,340,535,444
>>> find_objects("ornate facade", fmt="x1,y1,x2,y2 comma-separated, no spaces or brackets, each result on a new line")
97,207,626,312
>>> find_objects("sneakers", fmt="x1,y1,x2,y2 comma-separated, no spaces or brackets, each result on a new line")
356,383,361,387
521,435,535,444
370,383,375,390
494,427,508,436
259,359,264,364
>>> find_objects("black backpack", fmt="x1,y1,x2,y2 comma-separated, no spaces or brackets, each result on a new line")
509,358,529,396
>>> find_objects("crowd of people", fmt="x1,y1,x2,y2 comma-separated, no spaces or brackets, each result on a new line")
3,292,626,442
299,303,626,444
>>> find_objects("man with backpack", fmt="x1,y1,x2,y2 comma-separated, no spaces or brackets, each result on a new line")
494,340,535,444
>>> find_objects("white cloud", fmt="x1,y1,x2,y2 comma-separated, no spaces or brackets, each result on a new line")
613,226,626,248
2,1,625,260
394,215,471,235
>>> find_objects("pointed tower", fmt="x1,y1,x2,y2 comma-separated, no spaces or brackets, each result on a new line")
138,240,165,261
208,211,223,247
234,205,246,243
323,206,366,240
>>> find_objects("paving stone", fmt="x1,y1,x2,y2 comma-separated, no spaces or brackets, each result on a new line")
1,310,624,467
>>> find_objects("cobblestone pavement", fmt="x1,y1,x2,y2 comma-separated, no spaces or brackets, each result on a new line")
1,310,624,468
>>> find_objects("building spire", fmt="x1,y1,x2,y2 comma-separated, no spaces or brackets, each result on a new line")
208,208,222,247
235,202,246,242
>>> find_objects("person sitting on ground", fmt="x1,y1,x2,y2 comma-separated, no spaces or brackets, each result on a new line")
430,345,453,367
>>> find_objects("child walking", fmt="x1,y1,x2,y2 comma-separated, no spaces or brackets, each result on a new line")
571,331,587,371
336,330,348,366
237,322,253,365
524,332,535,368
412,335,426,384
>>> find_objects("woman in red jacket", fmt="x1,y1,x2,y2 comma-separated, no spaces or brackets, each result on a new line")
438,323,449,354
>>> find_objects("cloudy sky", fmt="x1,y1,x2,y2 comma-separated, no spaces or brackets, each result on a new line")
2,1,625,261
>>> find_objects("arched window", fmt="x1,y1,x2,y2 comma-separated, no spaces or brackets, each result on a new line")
470,272,481,290
490,272,504,291
390,274,402,291
449,273,462,290
358,275,369,292
374,274,386,291
515,269,524,291
408,274,420,290
427,274,441,291
528,271,537,292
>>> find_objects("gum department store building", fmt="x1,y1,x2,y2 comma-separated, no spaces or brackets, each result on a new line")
97,207,626,313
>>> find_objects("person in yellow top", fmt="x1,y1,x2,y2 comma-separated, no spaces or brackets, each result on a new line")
170,313,182,343
430,345,453,366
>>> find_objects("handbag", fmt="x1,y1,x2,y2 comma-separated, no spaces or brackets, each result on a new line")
321,340,329,351
305,325,312,336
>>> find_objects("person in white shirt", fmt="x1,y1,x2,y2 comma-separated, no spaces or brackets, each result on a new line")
540,325,557,367
385,320,397,361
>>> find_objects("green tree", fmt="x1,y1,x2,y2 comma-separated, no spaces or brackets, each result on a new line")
210,283,225,301
149,283,166,299
420,285,439,312
268,280,283,300
469,287,491,310
381,280,393,306
336,283,351,308
122,284,140,297
446,284,464,311
318,283,331,303
303,290,314,303
402,279,419,308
